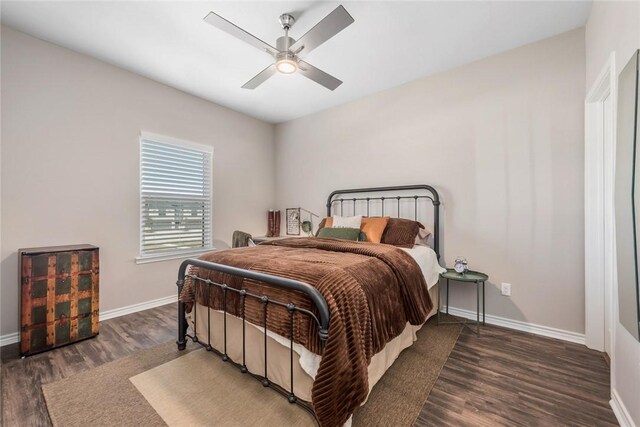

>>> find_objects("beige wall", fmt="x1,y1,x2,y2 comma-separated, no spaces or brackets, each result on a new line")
0,27,275,336
586,2,640,424
276,29,586,334
586,1,640,92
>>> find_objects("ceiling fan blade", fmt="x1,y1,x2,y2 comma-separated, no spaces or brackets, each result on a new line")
204,12,279,57
289,5,354,56
241,64,277,89
298,61,342,91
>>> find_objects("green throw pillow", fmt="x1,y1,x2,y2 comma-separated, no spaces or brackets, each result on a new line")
317,227,362,241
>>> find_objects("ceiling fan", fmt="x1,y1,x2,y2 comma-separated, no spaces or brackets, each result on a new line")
203,5,354,91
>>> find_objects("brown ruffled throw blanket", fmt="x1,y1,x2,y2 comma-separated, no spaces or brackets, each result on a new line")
179,237,433,427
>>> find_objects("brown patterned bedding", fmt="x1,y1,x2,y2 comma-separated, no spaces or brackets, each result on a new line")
179,237,433,427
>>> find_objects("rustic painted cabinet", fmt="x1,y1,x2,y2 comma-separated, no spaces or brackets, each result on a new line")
19,244,99,357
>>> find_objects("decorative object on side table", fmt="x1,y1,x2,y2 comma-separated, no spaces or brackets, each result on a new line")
301,221,313,235
19,244,100,357
266,209,275,237
438,267,487,335
286,207,300,235
266,209,281,237
273,210,281,237
299,207,320,236
453,257,468,274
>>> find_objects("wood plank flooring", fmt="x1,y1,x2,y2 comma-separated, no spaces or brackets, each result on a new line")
1,304,617,426
417,324,617,426
1,304,176,427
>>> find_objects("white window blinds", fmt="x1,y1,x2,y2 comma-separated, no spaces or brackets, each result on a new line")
139,133,212,258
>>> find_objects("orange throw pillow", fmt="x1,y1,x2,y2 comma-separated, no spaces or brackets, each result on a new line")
361,217,390,243
317,216,389,243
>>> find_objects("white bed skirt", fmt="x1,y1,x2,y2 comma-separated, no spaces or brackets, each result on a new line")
186,284,439,403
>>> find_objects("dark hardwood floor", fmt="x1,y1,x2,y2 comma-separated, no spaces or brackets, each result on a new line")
417,325,617,426
1,304,617,427
1,304,176,427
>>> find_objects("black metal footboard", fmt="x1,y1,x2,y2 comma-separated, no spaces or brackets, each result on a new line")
176,258,330,421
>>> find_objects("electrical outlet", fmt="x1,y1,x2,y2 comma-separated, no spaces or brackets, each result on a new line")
501,283,512,296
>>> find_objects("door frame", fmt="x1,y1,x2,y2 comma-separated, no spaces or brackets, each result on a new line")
585,52,617,356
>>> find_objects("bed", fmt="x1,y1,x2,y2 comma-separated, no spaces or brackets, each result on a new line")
176,185,444,427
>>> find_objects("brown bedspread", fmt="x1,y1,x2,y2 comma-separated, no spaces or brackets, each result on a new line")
179,237,433,427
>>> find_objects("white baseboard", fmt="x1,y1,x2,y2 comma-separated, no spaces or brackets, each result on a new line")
99,295,177,321
0,295,177,348
610,388,636,427
0,332,20,347
444,306,586,345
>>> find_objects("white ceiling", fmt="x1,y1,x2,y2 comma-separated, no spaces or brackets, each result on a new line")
1,1,592,123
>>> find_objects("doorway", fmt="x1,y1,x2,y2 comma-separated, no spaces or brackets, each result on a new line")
603,92,613,356
585,52,616,356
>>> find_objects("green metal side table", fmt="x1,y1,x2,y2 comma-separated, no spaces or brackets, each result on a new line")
437,268,488,335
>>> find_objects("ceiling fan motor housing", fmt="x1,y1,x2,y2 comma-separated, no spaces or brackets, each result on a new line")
276,36,296,53
278,14,295,30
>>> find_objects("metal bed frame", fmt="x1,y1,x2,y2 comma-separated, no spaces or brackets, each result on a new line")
176,184,441,422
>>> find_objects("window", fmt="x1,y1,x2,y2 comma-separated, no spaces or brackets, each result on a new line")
138,132,213,261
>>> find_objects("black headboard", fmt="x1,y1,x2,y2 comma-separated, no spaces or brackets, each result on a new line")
326,185,441,259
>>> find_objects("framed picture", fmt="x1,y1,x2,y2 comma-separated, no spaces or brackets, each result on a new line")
286,208,300,235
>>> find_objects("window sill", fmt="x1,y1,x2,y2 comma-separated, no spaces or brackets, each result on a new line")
135,248,215,265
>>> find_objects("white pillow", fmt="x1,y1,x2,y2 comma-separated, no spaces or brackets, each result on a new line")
414,227,434,248
332,215,362,229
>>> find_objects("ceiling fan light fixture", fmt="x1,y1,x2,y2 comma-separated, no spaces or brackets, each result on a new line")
204,5,354,89
276,58,298,74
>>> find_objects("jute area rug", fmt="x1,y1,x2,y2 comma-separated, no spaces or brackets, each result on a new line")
43,316,462,427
